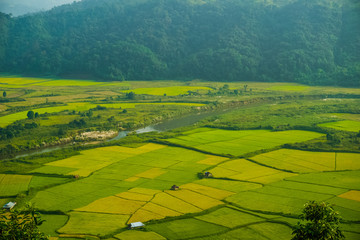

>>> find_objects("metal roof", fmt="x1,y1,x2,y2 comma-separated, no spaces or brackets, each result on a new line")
3,202,16,209
130,222,145,228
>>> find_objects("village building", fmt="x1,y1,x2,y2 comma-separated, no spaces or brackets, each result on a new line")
3,202,16,210
128,222,145,229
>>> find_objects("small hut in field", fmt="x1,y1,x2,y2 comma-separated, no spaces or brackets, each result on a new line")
128,222,145,229
3,202,16,210
170,185,179,191
204,171,213,178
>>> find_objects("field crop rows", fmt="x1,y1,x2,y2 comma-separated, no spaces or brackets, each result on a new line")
1,75,359,240
225,171,360,221
22,129,360,238
28,143,235,236
167,128,324,156
209,158,297,184
121,86,212,96
250,149,360,173
0,174,32,197
318,120,360,132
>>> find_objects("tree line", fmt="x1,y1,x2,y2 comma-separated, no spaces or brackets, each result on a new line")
0,0,359,86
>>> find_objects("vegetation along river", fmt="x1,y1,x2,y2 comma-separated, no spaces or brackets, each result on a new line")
13,106,242,159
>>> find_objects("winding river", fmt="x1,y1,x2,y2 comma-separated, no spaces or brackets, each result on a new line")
13,107,235,159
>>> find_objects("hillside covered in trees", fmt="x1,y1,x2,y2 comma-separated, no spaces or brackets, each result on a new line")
0,0,359,86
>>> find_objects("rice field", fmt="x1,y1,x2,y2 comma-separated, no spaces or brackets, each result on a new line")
318,120,360,132
58,212,129,237
29,176,70,189
195,207,265,228
0,76,47,85
29,143,227,217
121,86,212,96
193,178,263,192
180,183,235,200
128,203,181,223
211,222,292,240
38,214,69,237
250,149,360,173
151,192,202,214
0,174,32,196
267,85,310,92
71,181,233,225
2,76,360,239
209,159,297,184
0,102,204,127
167,128,324,156
165,189,224,210
114,230,166,240
225,171,360,221
338,190,360,202
147,218,228,239
116,191,153,202
76,196,146,214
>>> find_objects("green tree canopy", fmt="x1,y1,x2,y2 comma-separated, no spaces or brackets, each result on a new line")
292,201,344,240
0,205,48,240
27,111,35,120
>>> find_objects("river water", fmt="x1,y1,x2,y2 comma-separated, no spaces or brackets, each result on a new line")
13,107,234,159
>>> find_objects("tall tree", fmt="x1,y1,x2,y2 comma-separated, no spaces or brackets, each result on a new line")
0,205,48,240
292,201,344,240
27,111,35,119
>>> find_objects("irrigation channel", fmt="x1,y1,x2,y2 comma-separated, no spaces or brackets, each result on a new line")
12,106,241,159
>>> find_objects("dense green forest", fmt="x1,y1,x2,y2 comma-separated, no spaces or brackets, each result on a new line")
0,0,359,86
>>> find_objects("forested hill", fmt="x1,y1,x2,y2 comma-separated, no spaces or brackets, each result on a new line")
0,0,359,86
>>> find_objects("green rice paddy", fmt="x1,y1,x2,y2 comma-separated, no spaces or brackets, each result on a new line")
318,120,360,132
0,174,32,197
167,128,324,156
250,149,360,172
122,86,212,96
1,76,359,239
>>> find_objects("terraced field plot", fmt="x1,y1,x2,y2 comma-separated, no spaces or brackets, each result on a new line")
73,182,231,225
339,190,360,202
0,76,47,86
318,120,360,132
267,85,310,92
226,171,360,221
114,230,166,240
209,158,297,184
167,128,324,156
0,174,32,196
30,144,228,213
58,212,129,237
208,222,292,240
122,86,212,96
147,218,228,239
195,207,265,228
0,102,204,127
250,149,360,172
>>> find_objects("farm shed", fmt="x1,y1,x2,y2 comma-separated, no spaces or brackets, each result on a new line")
204,171,213,178
128,222,145,229
3,202,16,210
171,185,180,190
